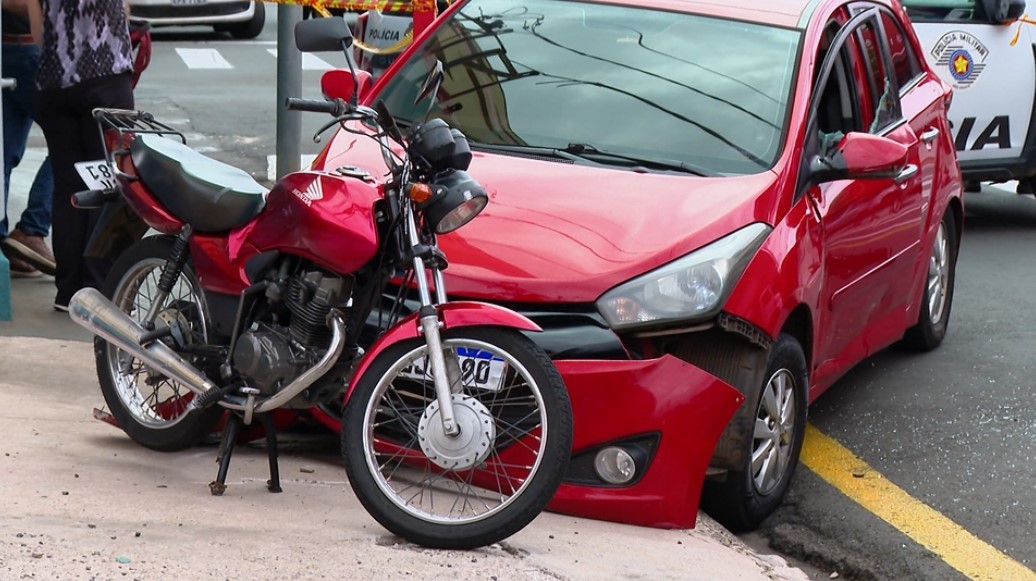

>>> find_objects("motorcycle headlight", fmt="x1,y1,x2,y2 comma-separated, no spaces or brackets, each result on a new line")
419,169,489,234
596,223,771,330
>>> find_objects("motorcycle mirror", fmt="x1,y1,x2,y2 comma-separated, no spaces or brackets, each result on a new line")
321,68,372,103
295,16,353,53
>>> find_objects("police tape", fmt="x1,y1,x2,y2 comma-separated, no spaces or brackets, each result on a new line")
263,0,438,17
1011,14,1036,46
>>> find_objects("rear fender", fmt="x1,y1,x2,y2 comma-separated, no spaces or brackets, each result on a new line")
84,198,150,259
344,301,542,400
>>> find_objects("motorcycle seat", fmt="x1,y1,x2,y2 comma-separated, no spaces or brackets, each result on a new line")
130,133,267,232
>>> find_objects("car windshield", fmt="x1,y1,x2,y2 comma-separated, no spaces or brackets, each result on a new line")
375,0,801,176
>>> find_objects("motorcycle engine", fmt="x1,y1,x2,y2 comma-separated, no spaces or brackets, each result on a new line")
231,269,350,395
232,324,305,394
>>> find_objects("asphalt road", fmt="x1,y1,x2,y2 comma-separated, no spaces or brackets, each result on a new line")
10,8,1035,580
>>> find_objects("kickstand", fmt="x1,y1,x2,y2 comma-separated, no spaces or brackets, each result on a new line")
258,412,282,493
209,413,243,496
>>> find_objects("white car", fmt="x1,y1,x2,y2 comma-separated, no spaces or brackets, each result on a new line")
903,0,1032,192
129,0,266,39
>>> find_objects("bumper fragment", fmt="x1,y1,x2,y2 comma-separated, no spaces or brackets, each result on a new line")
548,355,744,528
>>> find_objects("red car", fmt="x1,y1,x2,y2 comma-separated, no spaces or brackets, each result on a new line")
307,0,963,531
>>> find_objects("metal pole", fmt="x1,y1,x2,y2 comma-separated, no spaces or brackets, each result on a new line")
275,3,303,180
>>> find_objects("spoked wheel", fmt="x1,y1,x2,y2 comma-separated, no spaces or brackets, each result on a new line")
96,236,222,452
342,327,572,550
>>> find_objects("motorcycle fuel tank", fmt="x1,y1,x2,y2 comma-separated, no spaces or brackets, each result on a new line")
232,171,382,275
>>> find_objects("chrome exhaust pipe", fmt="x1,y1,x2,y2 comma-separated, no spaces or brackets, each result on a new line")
67,287,218,396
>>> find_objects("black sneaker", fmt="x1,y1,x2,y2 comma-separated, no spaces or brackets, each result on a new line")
53,299,69,313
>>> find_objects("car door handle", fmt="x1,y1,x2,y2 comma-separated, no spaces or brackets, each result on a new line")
894,163,919,184
921,128,940,143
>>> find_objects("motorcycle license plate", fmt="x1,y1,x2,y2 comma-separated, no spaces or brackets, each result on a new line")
75,160,118,190
400,347,507,392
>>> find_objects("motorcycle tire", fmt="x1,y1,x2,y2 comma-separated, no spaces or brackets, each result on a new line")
342,326,573,550
96,235,223,452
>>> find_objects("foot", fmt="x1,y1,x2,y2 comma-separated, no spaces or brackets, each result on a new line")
8,256,43,278
2,229,57,276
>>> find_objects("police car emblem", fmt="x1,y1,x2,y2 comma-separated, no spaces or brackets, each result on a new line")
931,30,988,90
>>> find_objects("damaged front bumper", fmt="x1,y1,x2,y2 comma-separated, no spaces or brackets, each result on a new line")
548,355,744,529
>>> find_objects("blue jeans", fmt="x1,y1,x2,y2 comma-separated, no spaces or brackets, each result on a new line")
2,42,53,238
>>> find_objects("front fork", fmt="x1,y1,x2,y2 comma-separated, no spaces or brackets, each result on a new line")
406,208,462,436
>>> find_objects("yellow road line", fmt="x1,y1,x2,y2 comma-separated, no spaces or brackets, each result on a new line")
801,423,1036,581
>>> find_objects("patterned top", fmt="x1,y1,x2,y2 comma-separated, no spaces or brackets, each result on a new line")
37,0,134,91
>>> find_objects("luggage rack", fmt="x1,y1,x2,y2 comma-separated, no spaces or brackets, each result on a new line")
91,107,187,182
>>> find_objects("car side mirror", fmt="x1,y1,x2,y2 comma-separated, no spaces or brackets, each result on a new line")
810,132,908,183
321,68,372,102
1007,0,1027,21
295,16,353,52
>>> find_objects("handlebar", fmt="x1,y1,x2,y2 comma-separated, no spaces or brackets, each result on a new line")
285,97,352,117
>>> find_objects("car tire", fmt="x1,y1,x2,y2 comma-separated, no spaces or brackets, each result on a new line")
900,211,957,351
702,333,807,531
224,2,265,40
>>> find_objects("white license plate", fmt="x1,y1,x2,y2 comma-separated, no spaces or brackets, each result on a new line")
171,0,207,5
400,348,507,392
74,160,119,191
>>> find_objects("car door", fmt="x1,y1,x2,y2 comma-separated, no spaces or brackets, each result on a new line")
804,7,924,386
876,7,944,216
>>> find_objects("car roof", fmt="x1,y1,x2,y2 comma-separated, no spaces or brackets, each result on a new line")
583,0,825,29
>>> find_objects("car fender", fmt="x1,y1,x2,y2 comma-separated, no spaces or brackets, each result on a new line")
344,301,542,400
723,199,821,345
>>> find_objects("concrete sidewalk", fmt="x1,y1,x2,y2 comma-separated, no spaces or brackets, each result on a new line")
0,146,811,581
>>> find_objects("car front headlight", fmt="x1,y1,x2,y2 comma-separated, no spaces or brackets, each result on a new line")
596,223,771,330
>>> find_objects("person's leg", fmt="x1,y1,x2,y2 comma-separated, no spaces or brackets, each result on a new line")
3,156,57,275
40,73,136,307
36,87,88,307
1,44,40,239
14,156,53,237
76,74,135,293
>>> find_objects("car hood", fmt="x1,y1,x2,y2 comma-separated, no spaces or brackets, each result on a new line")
319,133,781,304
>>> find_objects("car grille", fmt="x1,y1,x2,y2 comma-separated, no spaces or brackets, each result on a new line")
132,2,251,19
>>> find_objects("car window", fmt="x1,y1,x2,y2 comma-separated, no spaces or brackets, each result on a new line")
853,17,900,133
814,20,864,153
375,0,802,176
878,11,924,93
899,0,987,23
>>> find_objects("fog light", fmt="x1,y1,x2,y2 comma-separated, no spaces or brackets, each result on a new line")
593,446,636,485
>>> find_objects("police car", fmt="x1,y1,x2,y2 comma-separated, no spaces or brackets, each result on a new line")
305,2,451,80
903,0,1033,192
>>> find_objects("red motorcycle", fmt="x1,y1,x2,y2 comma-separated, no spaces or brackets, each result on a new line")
67,17,572,550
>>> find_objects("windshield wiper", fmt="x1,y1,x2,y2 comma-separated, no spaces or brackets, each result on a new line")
560,143,717,177
470,141,715,176
469,142,584,163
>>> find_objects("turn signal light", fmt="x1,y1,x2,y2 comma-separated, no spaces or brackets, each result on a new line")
408,182,434,203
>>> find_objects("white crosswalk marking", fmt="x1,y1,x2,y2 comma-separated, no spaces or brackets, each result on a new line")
266,49,336,71
175,48,234,70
